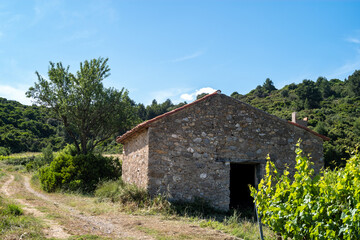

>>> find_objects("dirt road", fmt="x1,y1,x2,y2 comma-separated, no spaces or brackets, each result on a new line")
0,173,237,240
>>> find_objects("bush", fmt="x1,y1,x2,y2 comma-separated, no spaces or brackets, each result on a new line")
251,141,360,239
0,147,11,156
4,204,23,216
39,146,121,193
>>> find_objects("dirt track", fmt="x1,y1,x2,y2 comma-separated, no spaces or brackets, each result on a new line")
0,173,237,240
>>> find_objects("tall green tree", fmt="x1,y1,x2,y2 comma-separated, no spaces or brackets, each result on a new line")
263,78,277,92
347,70,360,97
26,58,135,154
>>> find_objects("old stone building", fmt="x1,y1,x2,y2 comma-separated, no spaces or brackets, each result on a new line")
116,91,329,210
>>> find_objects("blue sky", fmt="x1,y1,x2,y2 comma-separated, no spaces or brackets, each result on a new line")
1,0,360,105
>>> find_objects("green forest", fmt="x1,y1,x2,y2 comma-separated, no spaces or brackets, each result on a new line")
1,70,360,168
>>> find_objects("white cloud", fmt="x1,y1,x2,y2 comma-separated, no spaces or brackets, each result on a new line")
0,85,32,105
180,87,217,102
180,93,193,101
149,87,192,104
346,37,360,44
171,51,204,63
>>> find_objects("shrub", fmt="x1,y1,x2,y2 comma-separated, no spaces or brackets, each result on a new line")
0,147,11,156
5,204,23,216
251,141,360,239
39,147,121,193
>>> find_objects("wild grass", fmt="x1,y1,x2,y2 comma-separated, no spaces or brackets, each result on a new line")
95,179,171,214
95,179,276,240
0,196,46,239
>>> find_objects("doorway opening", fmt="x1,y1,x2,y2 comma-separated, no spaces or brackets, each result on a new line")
230,163,256,211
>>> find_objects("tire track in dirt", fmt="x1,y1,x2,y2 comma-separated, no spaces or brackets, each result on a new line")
3,174,237,239
22,176,154,239
1,175,71,239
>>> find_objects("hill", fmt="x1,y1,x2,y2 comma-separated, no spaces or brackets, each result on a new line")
0,97,65,154
1,70,359,167
231,71,360,168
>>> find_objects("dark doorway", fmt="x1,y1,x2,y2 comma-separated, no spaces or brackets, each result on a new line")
230,163,256,210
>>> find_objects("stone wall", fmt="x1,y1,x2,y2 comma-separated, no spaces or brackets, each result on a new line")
146,94,324,210
122,129,149,189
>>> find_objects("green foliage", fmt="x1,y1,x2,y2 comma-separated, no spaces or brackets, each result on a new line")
346,70,360,97
0,196,45,239
4,204,23,216
263,78,277,92
0,97,64,153
233,70,360,168
0,147,11,156
95,179,149,206
251,142,360,239
139,98,186,121
39,147,121,193
27,57,137,154
25,146,55,172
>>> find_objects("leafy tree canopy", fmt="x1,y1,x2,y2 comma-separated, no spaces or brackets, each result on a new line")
26,58,136,154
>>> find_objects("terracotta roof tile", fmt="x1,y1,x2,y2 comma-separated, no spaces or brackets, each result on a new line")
288,121,330,141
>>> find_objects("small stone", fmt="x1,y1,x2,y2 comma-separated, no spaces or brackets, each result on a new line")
193,152,202,158
201,132,207,137
182,117,189,122
193,138,202,143
200,173,207,179
187,147,194,153
246,118,253,123
173,176,181,182
171,134,178,138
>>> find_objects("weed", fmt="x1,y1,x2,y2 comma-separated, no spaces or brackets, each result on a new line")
0,196,46,239
95,179,275,239
69,235,111,240
4,203,23,216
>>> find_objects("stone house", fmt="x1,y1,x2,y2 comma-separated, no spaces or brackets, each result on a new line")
116,91,329,210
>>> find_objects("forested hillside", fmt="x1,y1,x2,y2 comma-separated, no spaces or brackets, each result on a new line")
231,70,360,168
1,70,359,167
0,97,65,154
0,96,186,155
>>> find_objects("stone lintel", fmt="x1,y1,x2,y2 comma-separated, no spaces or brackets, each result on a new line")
215,158,267,164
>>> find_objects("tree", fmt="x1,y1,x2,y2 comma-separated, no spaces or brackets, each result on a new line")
347,70,360,97
26,58,135,154
316,77,333,98
262,78,277,92
196,93,208,99
295,79,322,109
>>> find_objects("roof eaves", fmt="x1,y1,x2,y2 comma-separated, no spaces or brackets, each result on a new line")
288,121,330,141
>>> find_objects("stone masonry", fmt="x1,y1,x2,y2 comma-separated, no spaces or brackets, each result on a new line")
117,91,328,210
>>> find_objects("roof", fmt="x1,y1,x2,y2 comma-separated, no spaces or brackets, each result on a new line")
116,90,221,143
116,90,330,143
288,121,330,141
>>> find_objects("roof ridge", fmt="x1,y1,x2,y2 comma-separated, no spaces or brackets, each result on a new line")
116,90,220,143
